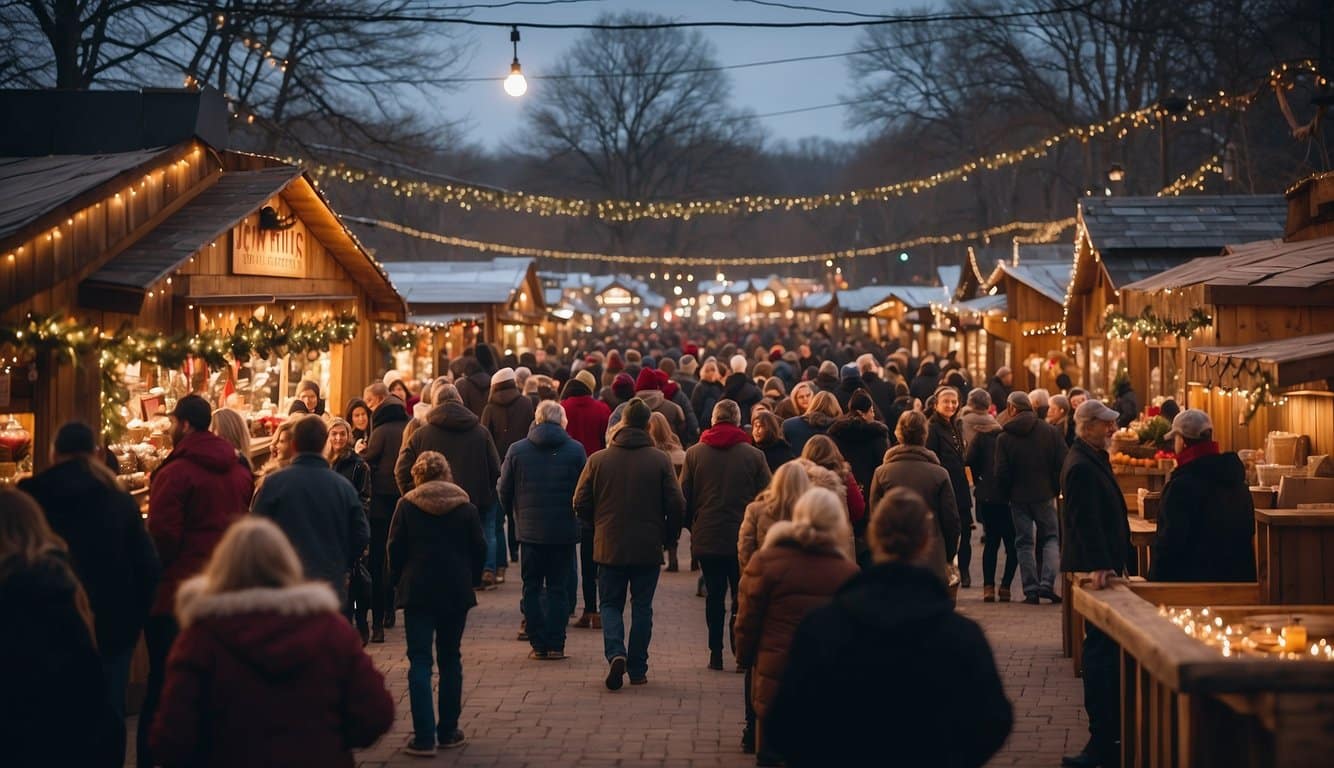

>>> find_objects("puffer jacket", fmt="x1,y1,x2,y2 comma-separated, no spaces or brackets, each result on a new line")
995,409,1067,504
868,445,961,561
738,459,845,567
683,423,771,558
394,401,501,509
723,372,764,426
360,397,409,499
498,422,587,546
147,429,253,614
151,579,393,768
481,381,536,458
388,480,487,613
573,427,685,566
735,524,858,721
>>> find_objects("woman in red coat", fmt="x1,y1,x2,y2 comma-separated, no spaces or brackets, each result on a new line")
150,518,394,768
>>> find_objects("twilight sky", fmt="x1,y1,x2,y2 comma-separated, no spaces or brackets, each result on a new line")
441,0,935,150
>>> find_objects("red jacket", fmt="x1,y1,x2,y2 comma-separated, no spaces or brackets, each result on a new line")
148,430,253,614
562,394,612,456
150,579,394,768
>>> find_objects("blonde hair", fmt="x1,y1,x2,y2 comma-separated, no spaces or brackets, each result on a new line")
647,411,683,453
0,489,96,641
411,450,452,486
179,518,304,619
774,487,851,556
752,461,811,521
325,417,353,462
806,390,843,419
801,434,848,475
210,407,253,472
259,417,301,477
790,381,815,407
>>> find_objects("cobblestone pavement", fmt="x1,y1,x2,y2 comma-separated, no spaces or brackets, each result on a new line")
127,528,1087,767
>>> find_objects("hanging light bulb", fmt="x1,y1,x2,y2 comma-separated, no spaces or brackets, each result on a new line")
504,26,528,98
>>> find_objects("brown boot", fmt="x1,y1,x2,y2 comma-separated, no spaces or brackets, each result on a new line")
998,586,1012,602
590,612,602,629
983,585,996,603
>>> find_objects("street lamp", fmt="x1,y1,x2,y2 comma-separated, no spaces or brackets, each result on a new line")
1106,163,1125,183
503,26,527,98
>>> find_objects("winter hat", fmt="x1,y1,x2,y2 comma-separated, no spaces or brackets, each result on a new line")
753,361,773,380
492,367,516,386
840,363,860,381
635,368,661,392
54,421,97,456
575,370,598,392
683,342,700,357
730,354,749,374
679,354,699,375
623,398,653,429
382,370,404,388
625,349,642,365
606,351,624,372
769,345,785,362
642,356,658,370
612,373,636,400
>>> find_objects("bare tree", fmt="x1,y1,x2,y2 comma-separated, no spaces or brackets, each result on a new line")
524,11,763,258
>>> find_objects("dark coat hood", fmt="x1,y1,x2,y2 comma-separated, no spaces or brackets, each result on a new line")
832,561,953,632
489,381,523,406
403,480,472,516
1002,409,1040,437
372,397,409,426
427,401,480,431
528,421,572,448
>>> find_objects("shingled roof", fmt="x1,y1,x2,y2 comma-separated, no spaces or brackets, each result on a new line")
1080,195,1286,253
1122,235,1334,297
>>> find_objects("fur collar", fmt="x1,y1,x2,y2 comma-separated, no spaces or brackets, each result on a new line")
404,479,471,515
764,520,849,558
175,577,338,627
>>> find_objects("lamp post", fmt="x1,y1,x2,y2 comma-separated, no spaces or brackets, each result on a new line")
1156,94,1189,190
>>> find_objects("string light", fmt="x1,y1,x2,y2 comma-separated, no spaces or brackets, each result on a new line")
347,216,1075,267
297,62,1320,222
1158,155,1223,197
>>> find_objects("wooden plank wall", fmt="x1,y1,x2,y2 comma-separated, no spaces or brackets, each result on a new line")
1187,386,1334,456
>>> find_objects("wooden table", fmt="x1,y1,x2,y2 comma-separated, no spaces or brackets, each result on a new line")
1074,583,1334,767
1255,508,1334,604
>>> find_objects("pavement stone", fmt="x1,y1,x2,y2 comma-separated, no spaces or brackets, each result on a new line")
126,527,1087,766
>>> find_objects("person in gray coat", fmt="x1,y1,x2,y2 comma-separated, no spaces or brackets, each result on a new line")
251,415,369,607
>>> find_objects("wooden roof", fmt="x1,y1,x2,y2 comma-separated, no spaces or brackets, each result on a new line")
983,260,1073,305
0,148,170,242
1080,195,1286,252
1122,235,1334,304
1190,331,1334,388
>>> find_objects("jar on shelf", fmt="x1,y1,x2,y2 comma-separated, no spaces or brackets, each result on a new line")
0,417,32,463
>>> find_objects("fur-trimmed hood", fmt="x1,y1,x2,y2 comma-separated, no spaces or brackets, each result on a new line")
403,479,471,515
883,444,941,465
175,577,339,628
764,519,850,558
795,457,846,500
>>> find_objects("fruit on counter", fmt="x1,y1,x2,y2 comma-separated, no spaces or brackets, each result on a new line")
1111,453,1158,468
1154,450,1176,460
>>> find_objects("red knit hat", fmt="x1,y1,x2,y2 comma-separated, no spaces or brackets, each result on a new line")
635,368,661,392
606,350,624,372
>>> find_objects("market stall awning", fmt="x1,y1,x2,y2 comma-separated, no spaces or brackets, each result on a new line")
79,167,301,312
1122,235,1334,305
1189,331,1334,389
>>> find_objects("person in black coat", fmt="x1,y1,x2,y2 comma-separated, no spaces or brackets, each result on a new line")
690,362,725,429
963,404,1015,602
1149,409,1256,583
987,367,1013,415
360,395,409,635
328,418,374,642
387,450,487,753
752,410,797,472
858,356,897,427
828,391,891,497
1112,378,1139,429
909,361,941,405
498,403,588,658
723,362,764,427
994,391,1068,604
925,386,973,587
766,487,1012,767
1060,399,1135,768
17,423,160,764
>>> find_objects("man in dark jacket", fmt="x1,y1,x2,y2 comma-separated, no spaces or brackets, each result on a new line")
987,366,1013,414
454,357,492,417
573,398,685,690
482,367,536,575
20,421,161,764
995,391,1068,604
723,355,764,427
1149,409,1256,582
498,402,587,659
252,416,370,605
139,394,252,768
858,354,896,426
360,394,409,638
682,400,771,670
1060,399,1135,768
396,384,503,587
962,401,1015,602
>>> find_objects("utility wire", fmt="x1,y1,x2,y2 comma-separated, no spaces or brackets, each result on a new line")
729,0,899,19
172,0,1098,29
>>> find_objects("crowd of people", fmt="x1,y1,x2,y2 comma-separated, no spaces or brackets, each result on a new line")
1,321,1259,768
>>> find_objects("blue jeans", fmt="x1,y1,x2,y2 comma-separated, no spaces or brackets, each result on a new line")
481,502,499,573
1011,499,1059,597
521,543,575,653
404,609,469,745
598,564,660,678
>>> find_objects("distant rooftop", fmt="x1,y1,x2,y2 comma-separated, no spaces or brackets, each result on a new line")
1080,195,1286,253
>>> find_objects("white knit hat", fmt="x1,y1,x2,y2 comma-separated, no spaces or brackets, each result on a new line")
730,354,748,374
492,367,516,385
383,369,404,387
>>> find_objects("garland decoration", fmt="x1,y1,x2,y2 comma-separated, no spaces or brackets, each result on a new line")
377,326,422,353
1104,307,1212,341
1,312,359,441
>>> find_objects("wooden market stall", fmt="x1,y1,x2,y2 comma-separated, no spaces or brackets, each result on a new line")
0,88,406,486
978,259,1075,391
1063,195,1286,399
869,285,949,354
382,257,548,360
1073,581,1334,768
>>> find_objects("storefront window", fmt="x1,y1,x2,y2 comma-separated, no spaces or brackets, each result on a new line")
0,412,34,486
1148,343,1183,403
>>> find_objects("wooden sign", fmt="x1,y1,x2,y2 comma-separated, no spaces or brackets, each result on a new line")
232,202,308,278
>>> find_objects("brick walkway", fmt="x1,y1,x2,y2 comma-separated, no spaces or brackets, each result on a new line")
127,528,1087,766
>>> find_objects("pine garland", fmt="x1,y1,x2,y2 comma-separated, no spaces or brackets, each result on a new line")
1104,306,1212,340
